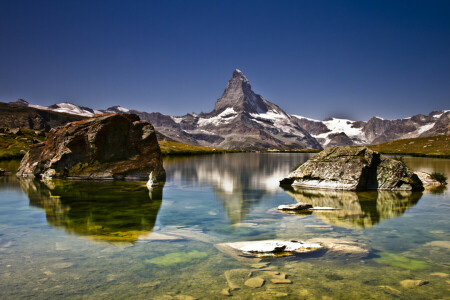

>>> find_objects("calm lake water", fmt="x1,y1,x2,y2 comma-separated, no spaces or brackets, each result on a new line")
0,153,449,299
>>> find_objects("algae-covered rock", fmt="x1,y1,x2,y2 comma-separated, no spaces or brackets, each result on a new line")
16,113,165,186
281,146,423,191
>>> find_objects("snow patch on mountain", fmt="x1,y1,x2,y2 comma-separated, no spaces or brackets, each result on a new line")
197,107,238,127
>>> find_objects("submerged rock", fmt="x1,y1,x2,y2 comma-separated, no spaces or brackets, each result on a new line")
16,113,165,186
400,279,429,288
244,277,265,288
281,146,423,191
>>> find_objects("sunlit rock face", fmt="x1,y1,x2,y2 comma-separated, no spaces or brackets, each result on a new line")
16,113,165,186
282,146,423,191
282,187,422,228
19,179,162,242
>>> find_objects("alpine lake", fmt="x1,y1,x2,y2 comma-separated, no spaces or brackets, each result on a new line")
0,153,449,299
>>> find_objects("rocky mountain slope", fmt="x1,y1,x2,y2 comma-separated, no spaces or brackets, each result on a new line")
0,101,85,130
4,70,449,149
293,111,449,147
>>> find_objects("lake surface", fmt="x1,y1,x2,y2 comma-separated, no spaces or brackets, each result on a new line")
0,153,449,299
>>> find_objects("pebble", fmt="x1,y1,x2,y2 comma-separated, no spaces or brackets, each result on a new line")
51,262,74,269
430,272,448,278
221,288,231,296
270,278,292,284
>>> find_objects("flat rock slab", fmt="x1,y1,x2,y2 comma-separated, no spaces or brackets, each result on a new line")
245,277,265,288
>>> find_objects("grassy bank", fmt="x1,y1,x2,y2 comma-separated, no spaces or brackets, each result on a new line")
158,141,237,156
0,128,46,160
369,135,450,158
267,148,322,153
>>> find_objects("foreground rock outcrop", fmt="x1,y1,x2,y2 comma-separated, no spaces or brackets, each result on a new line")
16,114,166,186
281,146,423,191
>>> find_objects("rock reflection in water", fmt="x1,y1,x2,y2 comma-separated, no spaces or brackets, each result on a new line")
283,187,422,228
164,153,313,224
19,179,162,242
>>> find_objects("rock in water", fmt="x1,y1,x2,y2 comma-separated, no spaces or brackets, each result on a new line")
16,114,166,186
281,146,423,191
277,203,313,211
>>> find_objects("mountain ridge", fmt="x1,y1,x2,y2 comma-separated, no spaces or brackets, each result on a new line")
4,69,449,149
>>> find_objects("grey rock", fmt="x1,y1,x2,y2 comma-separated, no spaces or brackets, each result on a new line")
281,146,423,191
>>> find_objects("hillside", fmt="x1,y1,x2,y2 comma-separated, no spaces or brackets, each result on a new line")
0,128,47,160
158,141,236,156
369,135,450,158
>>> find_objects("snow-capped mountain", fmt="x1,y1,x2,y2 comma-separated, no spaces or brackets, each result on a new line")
293,110,450,147
9,99,103,117
5,70,449,149
137,69,322,150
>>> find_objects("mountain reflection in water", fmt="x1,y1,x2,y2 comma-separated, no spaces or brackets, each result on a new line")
164,153,312,224
19,178,162,242
282,187,423,228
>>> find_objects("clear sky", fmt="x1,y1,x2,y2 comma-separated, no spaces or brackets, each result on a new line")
0,0,449,121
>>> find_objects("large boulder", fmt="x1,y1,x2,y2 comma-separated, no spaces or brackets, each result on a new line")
280,146,423,191
16,113,165,186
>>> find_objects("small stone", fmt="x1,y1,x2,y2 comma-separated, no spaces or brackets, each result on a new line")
426,241,450,249
378,285,401,294
270,278,292,284
221,288,231,296
299,289,310,297
400,279,429,288
245,277,265,288
430,272,449,278
51,262,74,269
251,262,270,269
138,281,160,288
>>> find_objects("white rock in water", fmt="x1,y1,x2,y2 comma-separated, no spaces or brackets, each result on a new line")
238,240,322,253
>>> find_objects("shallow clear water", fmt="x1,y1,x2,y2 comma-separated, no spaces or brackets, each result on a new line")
0,153,449,299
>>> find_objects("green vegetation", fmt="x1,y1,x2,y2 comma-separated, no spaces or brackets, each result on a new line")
159,140,237,156
375,252,428,270
430,172,447,184
369,135,450,158
268,148,321,153
0,128,46,160
144,250,208,266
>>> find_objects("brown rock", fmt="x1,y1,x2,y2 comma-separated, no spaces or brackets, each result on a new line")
16,114,165,186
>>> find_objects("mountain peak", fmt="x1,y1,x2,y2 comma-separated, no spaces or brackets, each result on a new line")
214,69,271,114
11,99,29,106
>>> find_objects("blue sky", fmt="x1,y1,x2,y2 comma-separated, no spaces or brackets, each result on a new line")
0,0,449,120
